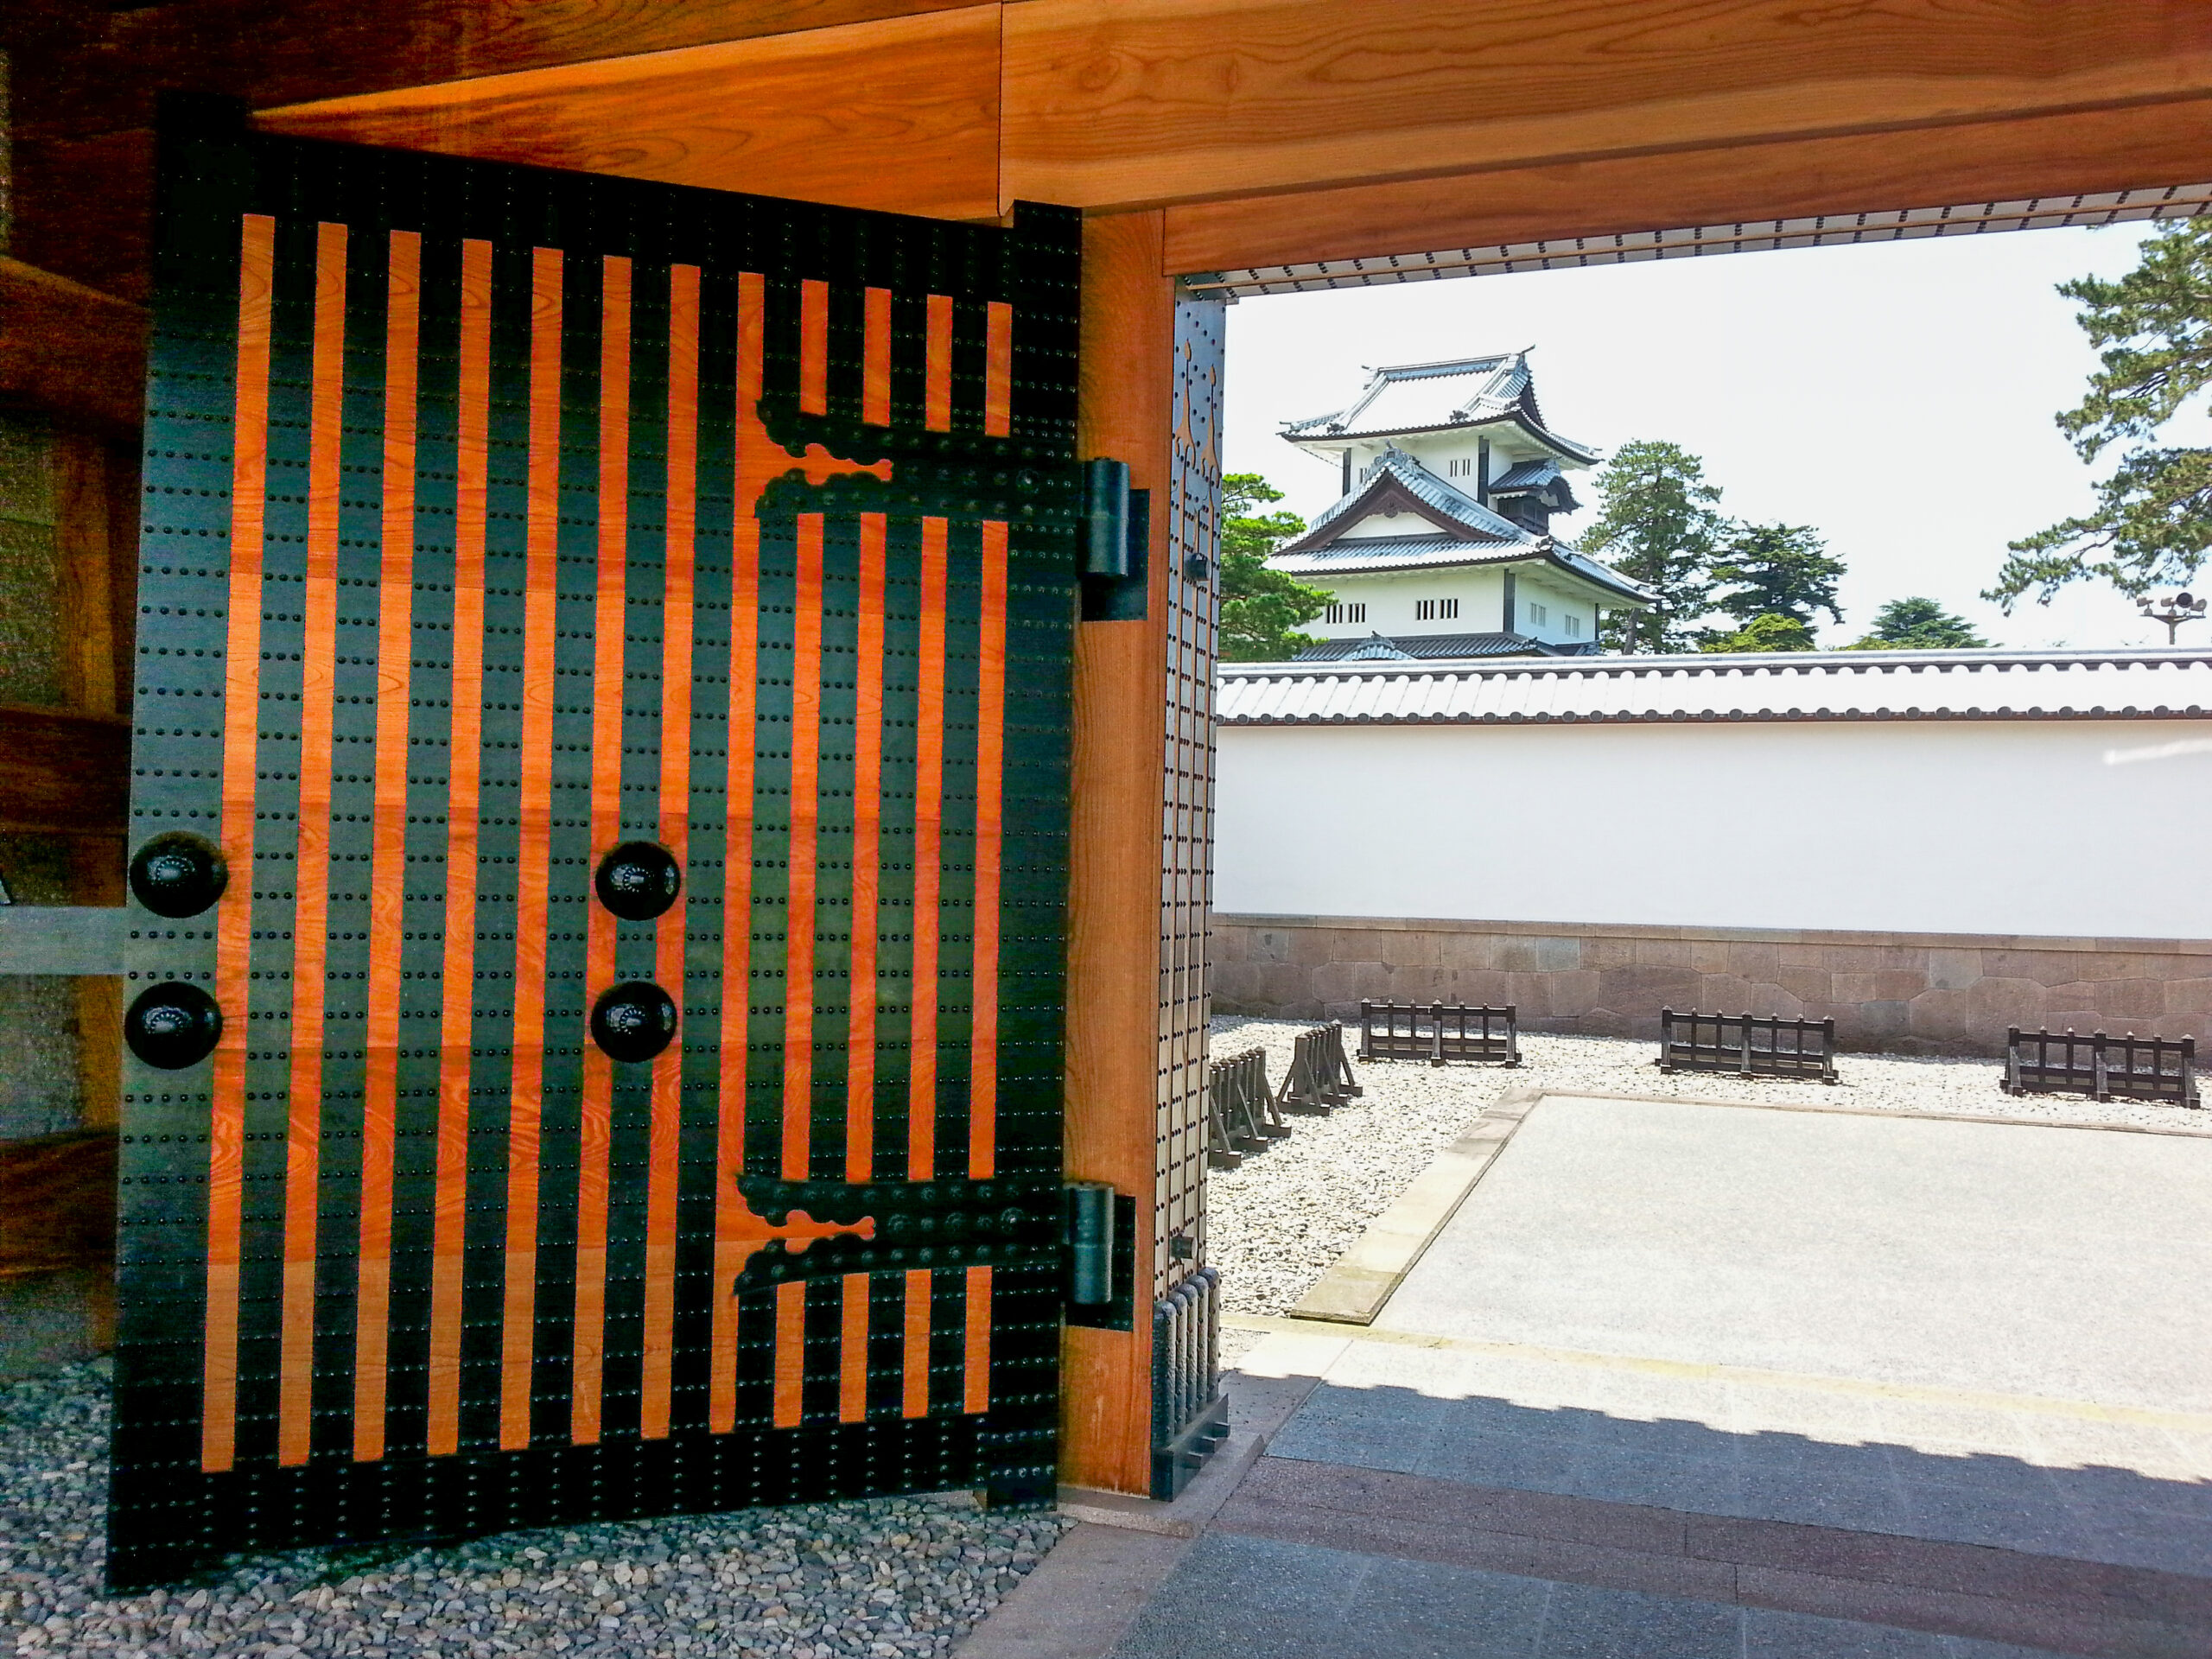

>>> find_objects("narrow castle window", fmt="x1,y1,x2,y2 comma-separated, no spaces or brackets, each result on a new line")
1414,598,1459,621
1325,602,1365,625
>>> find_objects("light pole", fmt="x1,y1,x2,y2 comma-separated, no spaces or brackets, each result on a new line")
2139,591,2209,645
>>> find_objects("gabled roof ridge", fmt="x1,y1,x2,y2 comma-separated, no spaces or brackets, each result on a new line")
1287,447,1529,548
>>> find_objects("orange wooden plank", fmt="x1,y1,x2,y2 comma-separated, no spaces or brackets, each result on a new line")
996,0,2212,212
203,211,276,1476
901,1268,931,1419
799,276,828,417
574,252,632,1446
641,261,700,1441
276,219,348,1468
969,518,1007,1182
982,301,1011,439
846,512,887,1185
710,269,768,1436
839,1272,869,1424
54,0,986,132
256,6,1005,223
499,243,563,1452
963,1264,991,1414
782,512,825,1182
428,236,494,1459
908,517,948,1181
355,226,420,1464
924,294,952,432
773,1279,806,1428
862,287,892,427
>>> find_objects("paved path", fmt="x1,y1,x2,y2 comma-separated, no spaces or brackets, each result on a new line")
972,1092,2212,1658
1383,1094,2212,1413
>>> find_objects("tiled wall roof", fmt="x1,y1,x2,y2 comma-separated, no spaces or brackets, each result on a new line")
1218,648,2212,725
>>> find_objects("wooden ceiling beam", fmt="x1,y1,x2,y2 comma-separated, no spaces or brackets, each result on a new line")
1000,0,2212,211
1161,96,2212,276
16,1,2212,293
3,0,982,144
253,4,1005,223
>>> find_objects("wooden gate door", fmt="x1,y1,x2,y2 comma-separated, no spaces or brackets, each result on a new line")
111,107,1082,1589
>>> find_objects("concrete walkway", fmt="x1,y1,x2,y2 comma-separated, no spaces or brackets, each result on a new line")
967,1092,2212,1658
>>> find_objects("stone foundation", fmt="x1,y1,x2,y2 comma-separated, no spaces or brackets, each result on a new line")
1211,914,2212,1056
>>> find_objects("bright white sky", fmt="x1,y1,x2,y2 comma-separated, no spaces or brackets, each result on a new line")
1223,222,2186,650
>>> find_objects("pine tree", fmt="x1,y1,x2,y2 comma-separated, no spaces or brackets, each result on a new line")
1707,523,1846,636
1847,597,1990,651
1217,473,1331,662
1701,613,1816,653
1578,439,1726,651
1987,221,2212,609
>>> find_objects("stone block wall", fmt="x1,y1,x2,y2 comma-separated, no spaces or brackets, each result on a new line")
1211,913,2212,1056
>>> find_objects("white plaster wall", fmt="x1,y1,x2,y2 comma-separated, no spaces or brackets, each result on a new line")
1510,573,1598,645
1307,567,1506,639
1214,720,2212,938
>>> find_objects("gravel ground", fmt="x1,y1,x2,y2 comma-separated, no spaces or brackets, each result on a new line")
1207,1018,2212,1355
0,1361,1065,1659
10,1023,2199,1648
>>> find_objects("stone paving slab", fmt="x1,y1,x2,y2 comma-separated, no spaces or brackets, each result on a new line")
1380,1093,2212,1414
1102,1531,2080,1659
971,1093,2212,1657
1236,1091,2212,1575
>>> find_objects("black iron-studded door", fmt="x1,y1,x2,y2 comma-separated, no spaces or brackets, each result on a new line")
113,108,1081,1588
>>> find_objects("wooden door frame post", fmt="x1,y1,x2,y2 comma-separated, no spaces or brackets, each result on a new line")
1063,210,1176,1493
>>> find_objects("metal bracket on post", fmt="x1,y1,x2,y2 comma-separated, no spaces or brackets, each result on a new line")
1079,457,1149,621
1063,1180,1136,1330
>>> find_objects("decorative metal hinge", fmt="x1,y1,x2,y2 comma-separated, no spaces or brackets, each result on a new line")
1063,1180,1137,1332
1079,457,1150,621
728,1175,1138,1331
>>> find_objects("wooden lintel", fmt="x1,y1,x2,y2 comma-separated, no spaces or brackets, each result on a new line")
18,0,2212,301
1161,96,2212,276
1001,0,2212,212
7,0,984,145
254,4,1006,223
0,260,149,436
0,703,132,839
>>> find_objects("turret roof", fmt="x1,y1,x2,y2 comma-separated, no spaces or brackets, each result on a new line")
1269,448,1651,604
1280,351,1599,463
1293,445,1528,546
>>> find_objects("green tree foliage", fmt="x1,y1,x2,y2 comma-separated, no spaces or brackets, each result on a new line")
1578,440,1726,651
1707,522,1846,635
1987,222,2212,609
1846,596,1991,650
1218,473,1330,662
1701,612,1816,652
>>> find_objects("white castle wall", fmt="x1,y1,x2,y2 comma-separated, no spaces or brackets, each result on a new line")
1216,717,2212,939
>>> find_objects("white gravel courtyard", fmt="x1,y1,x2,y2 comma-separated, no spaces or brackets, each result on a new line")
1205,1017,2212,1357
